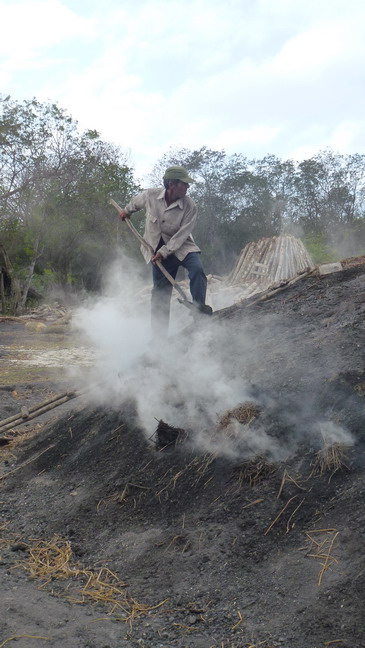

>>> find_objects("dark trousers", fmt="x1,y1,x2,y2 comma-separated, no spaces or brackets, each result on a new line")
151,251,207,336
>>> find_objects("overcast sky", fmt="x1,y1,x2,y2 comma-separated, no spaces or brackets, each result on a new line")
1,0,365,180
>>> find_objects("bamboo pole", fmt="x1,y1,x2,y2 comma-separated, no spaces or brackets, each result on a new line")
0,391,79,429
215,269,314,320
0,390,83,435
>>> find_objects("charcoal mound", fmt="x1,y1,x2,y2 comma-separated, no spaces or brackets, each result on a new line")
1,260,365,647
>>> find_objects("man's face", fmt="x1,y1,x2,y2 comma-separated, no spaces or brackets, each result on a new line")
169,180,189,200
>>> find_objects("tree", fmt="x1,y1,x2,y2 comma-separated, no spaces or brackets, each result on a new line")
0,95,139,311
152,147,365,272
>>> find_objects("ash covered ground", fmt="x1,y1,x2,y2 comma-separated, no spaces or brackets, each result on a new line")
1,260,365,648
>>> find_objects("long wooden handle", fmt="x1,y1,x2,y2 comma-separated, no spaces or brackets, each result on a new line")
109,199,154,254
109,198,190,303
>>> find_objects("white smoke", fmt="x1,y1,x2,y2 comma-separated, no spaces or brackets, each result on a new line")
195,420,291,462
70,255,356,463
316,420,354,447
70,256,265,458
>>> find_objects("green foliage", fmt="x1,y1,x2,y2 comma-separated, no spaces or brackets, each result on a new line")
304,218,365,264
30,268,58,294
303,235,336,264
2,93,365,305
0,94,140,305
153,147,365,274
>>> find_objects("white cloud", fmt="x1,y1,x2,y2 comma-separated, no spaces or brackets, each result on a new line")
1,0,365,174
329,120,365,151
212,125,282,151
0,0,94,58
270,24,344,79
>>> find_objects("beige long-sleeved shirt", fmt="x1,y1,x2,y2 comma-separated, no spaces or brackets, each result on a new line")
123,188,201,263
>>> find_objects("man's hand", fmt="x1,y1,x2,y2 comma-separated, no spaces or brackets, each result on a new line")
151,252,164,264
118,210,130,221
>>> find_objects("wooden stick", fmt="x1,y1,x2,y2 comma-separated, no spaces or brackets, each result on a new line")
0,390,80,430
0,391,85,435
0,443,56,481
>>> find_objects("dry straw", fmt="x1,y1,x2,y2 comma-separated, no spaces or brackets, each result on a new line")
300,528,340,586
311,443,349,480
217,402,260,430
21,535,166,623
238,458,275,488
0,635,49,647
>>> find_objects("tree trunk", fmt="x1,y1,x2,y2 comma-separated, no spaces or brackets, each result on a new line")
16,235,41,313
0,242,21,315
0,270,5,313
0,242,13,273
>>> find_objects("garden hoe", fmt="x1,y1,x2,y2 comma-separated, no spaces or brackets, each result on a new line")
109,198,213,316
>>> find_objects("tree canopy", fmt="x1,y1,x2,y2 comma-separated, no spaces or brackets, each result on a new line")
151,147,365,272
0,95,140,311
2,95,365,313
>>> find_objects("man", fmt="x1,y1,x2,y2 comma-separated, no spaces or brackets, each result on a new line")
118,165,210,335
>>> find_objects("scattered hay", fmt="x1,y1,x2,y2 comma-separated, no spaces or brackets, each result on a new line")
155,453,216,500
104,450,273,512
0,434,16,460
277,469,306,498
0,443,56,482
300,528,339,585
230,457,275,491
264,495,299,536
246,641,272,648
311,443,349,479
240,457,275,487
0,426,42,464
263,477,306,535
0,635,49,647
165,534,192,553
98,456,216,509
97,482,150,510
241,498,264,510
24,535,74,581
231,610,243,630
70,566,166,623
217,402,260,429
0,523,19,552
20,535,166,623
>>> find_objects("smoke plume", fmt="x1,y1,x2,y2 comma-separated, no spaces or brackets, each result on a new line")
70,255,355,463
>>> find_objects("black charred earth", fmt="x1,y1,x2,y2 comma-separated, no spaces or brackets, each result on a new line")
1,258,365,648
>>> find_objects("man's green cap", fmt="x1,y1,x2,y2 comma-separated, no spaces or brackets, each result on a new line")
164,166,195,184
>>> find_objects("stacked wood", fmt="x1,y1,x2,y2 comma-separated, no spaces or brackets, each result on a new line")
0,390,81,436
192,235,315,311
226,235,314,287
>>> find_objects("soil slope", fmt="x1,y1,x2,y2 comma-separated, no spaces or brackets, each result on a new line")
1,261,365,648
